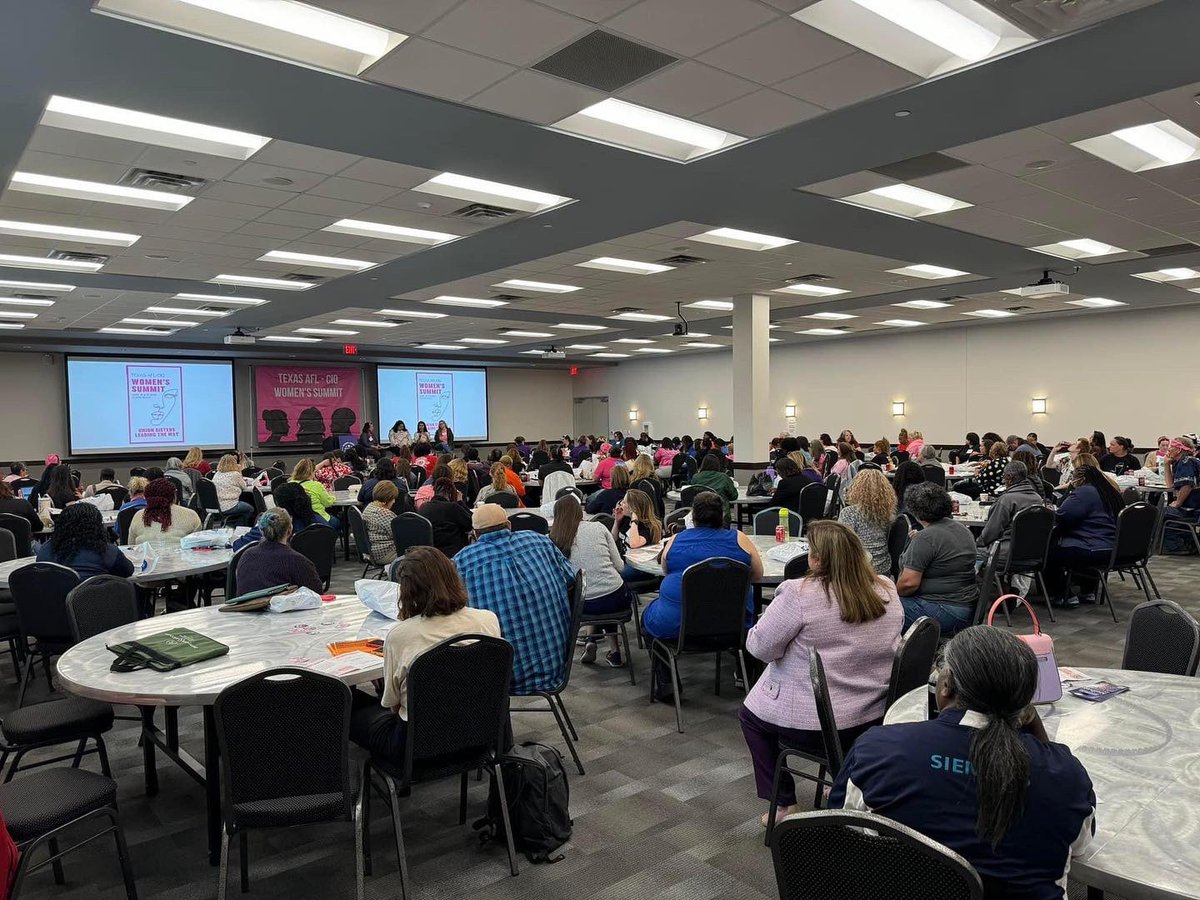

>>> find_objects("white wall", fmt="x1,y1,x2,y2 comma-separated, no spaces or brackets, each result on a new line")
0,351,67,458
573,305,1200,451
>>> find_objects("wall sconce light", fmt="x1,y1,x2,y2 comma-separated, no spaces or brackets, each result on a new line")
697,407,708,420
1031,397,1047,415
891,401,905,417
628,409,638,422
784,404,796,418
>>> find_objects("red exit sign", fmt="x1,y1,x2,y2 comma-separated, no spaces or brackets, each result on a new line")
343,344,358,356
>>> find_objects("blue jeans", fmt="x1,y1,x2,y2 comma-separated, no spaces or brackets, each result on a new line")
223,500,256,527
1162,506,1200,552
901,596,974,635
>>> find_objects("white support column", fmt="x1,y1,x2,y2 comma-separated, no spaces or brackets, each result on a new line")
732,293,772,465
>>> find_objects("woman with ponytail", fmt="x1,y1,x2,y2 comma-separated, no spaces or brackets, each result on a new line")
830,626,1096,897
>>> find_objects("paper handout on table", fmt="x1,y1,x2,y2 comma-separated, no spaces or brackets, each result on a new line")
305,650,382,678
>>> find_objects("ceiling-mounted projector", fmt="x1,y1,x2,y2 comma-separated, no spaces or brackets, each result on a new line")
1009,270,1070,299
541,346,566,360
223,328,255,345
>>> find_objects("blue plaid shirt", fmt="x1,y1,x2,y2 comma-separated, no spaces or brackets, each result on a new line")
454,530,574,695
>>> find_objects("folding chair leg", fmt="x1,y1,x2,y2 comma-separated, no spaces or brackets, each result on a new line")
72,737,87,769
1143,565,1161,600
352,790,365,900
764,750,789,847
459,771,469,825
631,591,645,649
491,762,520,877
16,651,34,708
546,695,584,776
239,830,249,893
668,654,684,734
1135,566,1154,603
555,694,579,742
813,765,826,810
737,650,751,695
359,761,372,877
1035,573,1055,624
217,830,231,900
48,837,65,884
1100,577,1118,624
619,623,636,686
108,808,139,900
1191,525,1200,556
385,777,411,900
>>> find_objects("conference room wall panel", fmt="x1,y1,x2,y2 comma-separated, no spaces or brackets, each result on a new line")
574,306,1200,452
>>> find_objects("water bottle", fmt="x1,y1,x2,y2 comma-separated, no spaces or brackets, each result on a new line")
777,507,789,543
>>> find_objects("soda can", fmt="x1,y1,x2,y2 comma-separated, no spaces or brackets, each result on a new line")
952,499,960,515
775,524,786,543
1138,476,1146,487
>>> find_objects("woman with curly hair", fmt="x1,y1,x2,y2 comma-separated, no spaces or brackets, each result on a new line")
838,469,898,575
127,477,201,545
36,502,133,579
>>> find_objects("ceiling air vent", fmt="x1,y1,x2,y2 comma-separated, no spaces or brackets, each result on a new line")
120,168,206,191
533,30,677,92
870,152,969,182
611,307,645,314
280,273,324,285
451,203,516,220
1141,242,1199,257
11,293,56,301
786,273,833,284
489,294,525,302
983,0,1161,37
1006,305,1032,312
655,254,707,266
48,250,110,265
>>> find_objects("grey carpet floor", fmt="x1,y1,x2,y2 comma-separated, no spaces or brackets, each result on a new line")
7,548,1197,900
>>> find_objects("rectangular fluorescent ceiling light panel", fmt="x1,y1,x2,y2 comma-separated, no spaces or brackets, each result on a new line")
42,95,269,160
296,327,357,335
174,293,266,305
94,0,406,76
122,316,198,326
608,312,671,322
685,299,734,311
636,348,672,353
1029,239,1124,260
690,228,796,251
493,279,579,294
794,0,1033,79
1067,297,1126,308
893,299,951,309
590,352,630,358
418,343,467,350
414,173,569,214
425,296,508,308
1132,268,1200,283
100,326,172,335
258,250,374,271
577,257,674,275
553,98,744,162
210,274,313,290
613,338,654,344
876,319,924,327
0,279,74,292
377,308,445,319
553,323,605,330
332,319,398,327
500,330,552,338
843,183,971,218
0,254,102,272
775,283,849,296
0,219,139,247
566,344,606,350
800,328,849,336
323,219,455,245
1073,120,1200,172
683,342,723,348
10,172,192,211
0,311,38,319
262,335,320,343
146,306,227,316
887,264,969,279
0,297,55,307
962,308,1015,318
459,338,508,345
804,312,856,320
0,323,26,330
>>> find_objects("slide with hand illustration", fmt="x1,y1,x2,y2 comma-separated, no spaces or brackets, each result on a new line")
377,367,488,441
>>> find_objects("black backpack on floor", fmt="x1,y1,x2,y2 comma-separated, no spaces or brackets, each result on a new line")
474,742,572,864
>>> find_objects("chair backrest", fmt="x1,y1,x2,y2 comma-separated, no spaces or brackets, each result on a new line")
885,616,941,711
227,541,257,599
509,511,549,535
770,810,984,900
405,635,514,780
973,543,1004,625
391,511,434,557
214,668,352,828
249,487,268,515
860,462,882,471
0,513,32,557
116,504,140,544
887,516,910,581
546,570,587,695
808,649,844,776
0,528,14,563
98,485,130,507
1149,491,1168,558
752,506,801,537
270,475,288,494
165,470,193,502
66,575,140,641
542,470,574,501
1122,598,1200,676
195,476,222,514
591,512,615,532
954,478,981,500
486,491,521,510
10,561,81,644
783,554,809,580
346,505,373,562
678,484,709,507
333,475,361,491
1041,467,1062,488
555,486,583,503
1005,505,1056,571
921,465,947,487
291,525,337,589
1113,502,1159,567
664,507,689,533
798,482,828,523
677,557,751,650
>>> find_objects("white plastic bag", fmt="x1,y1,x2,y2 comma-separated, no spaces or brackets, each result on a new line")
128,541,160,576
355,579,400,620
81,493,115,512
269,586,323,613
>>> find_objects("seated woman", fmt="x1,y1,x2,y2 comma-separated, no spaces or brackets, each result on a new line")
1045,465,1123,608
314,452,352,491
162,458,198,504
1146,435,1169,471
977,441,1010,496
46,463,81,511
387,419,411,449
499,455,526,498
213,454,255,527
642,492,763,700
529,440,552,470
895,483,978,633
289,458,339,526
1011,449,1046,498
741,521,902,824
868,439,891,467
891,460,926,515
475,463,520,509
414,464,452,509
235,508,323,594
832,626,1095,896
975,461,1044,570
359,456,409,506
585,463,629,516
127,478,202,546
362,480,400,567
612,488,662,581
349,547,501,765
0,480,41,534
690,452,739,524
433,419,454,453
837,469,896,575
36,503,134,579
770,456,818,514
628,453,665,518
549,495,631,668
949,432,981,465
421,478,474,558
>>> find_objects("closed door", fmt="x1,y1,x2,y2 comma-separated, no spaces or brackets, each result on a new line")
573,396,608,437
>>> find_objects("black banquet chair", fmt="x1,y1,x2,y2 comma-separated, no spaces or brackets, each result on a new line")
360,635,519,900
993,505,1057,623
798,483,828,532
0,512,33,559
648,557,751,733
887,516,910,581
213,668,361,900
291,524,338,591
1066,501,1160,623
225,541,257,601
921,464,947,487
347,506,384,579
11,562,80,707
753,507,801,537
333,475,362,491
390,512,433,558
1122,598,1200,677
884,616,941,711
769,809,983,900
508,511,549,535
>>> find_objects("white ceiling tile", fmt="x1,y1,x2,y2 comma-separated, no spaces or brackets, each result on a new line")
699,18,854,86
1037,99,1163,144
470,70,604,124
376,191,470,217
775,52,917,109
0,193,90,216
305,0,462,32
181,198,266,222
695,88,822,138
236,221,312,241
26,127,145,165
250,141,361,175
15,151,130,183
199,181,295,208
226,162,328,192
949,128,1070,166
608,0,778,57
423,0,591,65
618,61,760,117
279,193,369,218
335,158,432,188
533,0,641,22
363,37,515,100
309,175,403,203
132,146,244,180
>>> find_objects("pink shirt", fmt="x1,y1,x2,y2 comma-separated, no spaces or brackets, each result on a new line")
745,576,902,731
906,438,925,457
654,448,677,467
593,456,620,489
831,459,850,477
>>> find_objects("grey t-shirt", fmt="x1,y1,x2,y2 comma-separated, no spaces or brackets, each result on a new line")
900,518,978,606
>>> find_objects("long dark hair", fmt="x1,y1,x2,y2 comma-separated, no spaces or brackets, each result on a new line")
892,460,926,505
549,496,584,557
47,464,76,500
50,503,108,559
273,481,315,523
942,626,1039,846
1073,464,1124,516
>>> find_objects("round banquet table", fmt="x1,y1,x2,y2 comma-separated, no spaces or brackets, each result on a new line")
666,487,773,528
886,668,1200,899
57,596,394,865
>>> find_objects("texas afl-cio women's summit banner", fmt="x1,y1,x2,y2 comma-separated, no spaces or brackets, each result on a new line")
253,364,363,446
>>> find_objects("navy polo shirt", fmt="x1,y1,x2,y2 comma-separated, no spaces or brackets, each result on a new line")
1170,454,1200,511
831,709,1095,899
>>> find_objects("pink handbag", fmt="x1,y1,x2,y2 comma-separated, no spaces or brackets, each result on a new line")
987,595,1062,704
